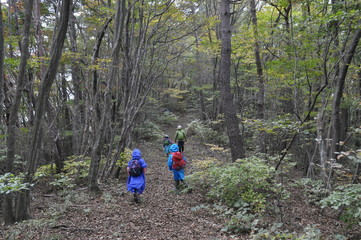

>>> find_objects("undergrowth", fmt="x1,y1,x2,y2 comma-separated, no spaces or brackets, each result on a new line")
188,155,275,234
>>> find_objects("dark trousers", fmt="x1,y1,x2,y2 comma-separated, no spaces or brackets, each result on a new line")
177,140,185,152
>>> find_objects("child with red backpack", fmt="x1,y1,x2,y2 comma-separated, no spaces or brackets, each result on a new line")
167,144,188,191
127,149,148,203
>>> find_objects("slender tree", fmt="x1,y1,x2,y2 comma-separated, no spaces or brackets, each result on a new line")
219,0,244,161
331,25,361,156
103,0,176,179
0,2,4,122
3,0,34,224
88,0,124,192
250,0,266,153
16,0,71,221
69,5,85,156
34,0,47,76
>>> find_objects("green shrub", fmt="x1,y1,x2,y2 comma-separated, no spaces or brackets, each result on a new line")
49,174,76,189
189,156,274,212
0,173,32,194
298,225,322,240
291,178,328,204
63,155,91,181
186,119,228,145
187,157,222,191
243,115,299,153
117,148,132,168
133,120,162,140
34,163,57,180
319,184,361,228
155,111,178,125
223,210,257,234
34,155,91,190
252,223,323,240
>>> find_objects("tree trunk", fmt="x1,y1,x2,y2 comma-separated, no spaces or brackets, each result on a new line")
205,7,219,121
8,0,19,58
3,0,34,224
331,27,361,156
356,67,361,147
0,2,4,122
316,112,331,189
16,0,71,221
88,0,123,192
69,8,84,155
34,0,47,76
250,0,266,153
212,57,219,120
199,90,207,121
219,0,244,161
103,0,172,179
339,107,348,143
194,29,207,121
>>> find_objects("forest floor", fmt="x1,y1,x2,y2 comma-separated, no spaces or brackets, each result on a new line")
1,116,360,239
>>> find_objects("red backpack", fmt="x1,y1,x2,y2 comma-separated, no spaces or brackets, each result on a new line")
172,152,186,170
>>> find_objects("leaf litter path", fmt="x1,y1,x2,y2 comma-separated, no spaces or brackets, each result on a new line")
6,127,242,239
110,138,233,240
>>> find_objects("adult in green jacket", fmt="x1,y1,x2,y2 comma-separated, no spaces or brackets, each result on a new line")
174,125,186,152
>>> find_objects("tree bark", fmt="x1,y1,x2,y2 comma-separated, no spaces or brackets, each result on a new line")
317,112,331,189
34,0,47,76
3,0,35,224
69,7,83,155
0,2,4,122
331,27,361,156
88,0,123,192
103,0,173,179
16,0,71,221
250,0,266,153
219,0,244,161
194,28,207,121
212,56,219,120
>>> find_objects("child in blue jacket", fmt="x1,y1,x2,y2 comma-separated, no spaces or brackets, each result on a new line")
162,134,172,157
167,144,188,191
127,149,147,203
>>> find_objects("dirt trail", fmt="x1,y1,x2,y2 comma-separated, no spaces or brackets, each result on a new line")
3,122,240,240
109,122,235,240
114,139,230,240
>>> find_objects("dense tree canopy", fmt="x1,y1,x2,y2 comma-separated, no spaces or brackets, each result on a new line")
0,0,360,237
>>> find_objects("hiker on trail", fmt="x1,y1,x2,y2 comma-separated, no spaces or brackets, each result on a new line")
162,134,172,157
174,125,186,153
127,149,148,203
167,144,188,191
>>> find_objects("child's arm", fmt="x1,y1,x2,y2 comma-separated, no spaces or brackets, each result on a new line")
167,156,173,170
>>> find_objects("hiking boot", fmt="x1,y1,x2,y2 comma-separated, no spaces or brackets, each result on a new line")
134,193,140,203
181,180,188,188
133,190,140,203
174,180,181,192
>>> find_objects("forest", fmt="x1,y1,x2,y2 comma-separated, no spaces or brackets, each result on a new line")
0,0,360,239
